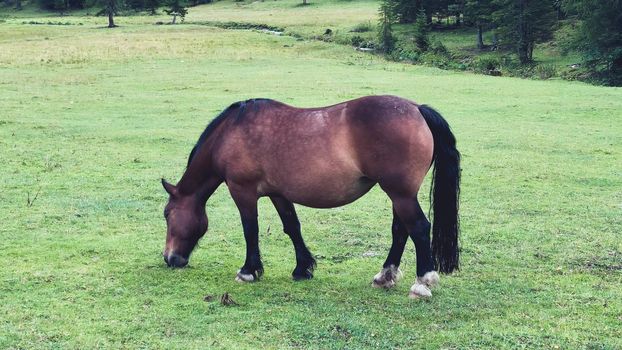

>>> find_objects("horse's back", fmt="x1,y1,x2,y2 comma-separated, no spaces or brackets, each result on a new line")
214,96,434,206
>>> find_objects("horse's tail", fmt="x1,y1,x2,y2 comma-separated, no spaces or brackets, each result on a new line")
419,104,461,274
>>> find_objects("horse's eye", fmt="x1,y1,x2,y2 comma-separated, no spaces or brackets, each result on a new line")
164,208,170,219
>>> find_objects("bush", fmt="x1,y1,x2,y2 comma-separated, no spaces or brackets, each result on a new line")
420,52,451,68
474,56,502,74
389,43,420,63
534,64,557,79
351,21,373,33
351,35,364,47
430,40,449,56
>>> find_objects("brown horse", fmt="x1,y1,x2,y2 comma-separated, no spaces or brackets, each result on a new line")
161,95,460,298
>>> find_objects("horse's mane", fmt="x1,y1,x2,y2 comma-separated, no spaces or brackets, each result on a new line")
187,98,273,167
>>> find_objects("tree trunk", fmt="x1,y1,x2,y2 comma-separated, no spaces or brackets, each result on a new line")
517,0,529,63
518,39,530,64
15,0,21,10
492,33,498,50
108,11,115,28
476,24,484,50
302,0,307,5
172,14,177,24
456,0,464,26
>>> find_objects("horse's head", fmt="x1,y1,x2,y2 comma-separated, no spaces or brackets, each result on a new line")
161,179,208,268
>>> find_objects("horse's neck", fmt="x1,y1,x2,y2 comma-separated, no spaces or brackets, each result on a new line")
177,117,231,204
177,153,222,204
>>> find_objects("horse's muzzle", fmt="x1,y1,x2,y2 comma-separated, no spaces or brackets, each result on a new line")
164,252,188,268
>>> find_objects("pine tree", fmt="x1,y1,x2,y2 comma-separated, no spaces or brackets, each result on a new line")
93,0,122,27
492,0,556,63
378,0,396,53
413,9,430,52
464,0,495,49
145,0,159,15
164,0,187,24
563,0,622,85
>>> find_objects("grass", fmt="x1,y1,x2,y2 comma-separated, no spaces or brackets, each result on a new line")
1,0,583,77
1,3,622,349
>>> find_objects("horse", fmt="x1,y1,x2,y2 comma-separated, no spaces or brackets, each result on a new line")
161,95,460,298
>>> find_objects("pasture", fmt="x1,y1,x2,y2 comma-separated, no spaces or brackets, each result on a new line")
1,1,622,348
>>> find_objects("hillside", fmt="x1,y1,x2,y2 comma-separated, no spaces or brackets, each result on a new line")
1,0,586,81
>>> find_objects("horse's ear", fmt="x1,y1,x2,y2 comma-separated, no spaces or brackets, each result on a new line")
161,178,178,196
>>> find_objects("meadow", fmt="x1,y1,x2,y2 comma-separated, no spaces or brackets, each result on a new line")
1,1,622,348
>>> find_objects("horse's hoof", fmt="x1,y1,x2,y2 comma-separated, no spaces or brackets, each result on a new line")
408,271,439,298
292,268,313,280
292,262,315,280
409,283,432,298
372,265,402,289
235,269,262,283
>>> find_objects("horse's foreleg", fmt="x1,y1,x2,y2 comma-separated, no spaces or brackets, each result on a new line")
229,184,263,282
270,196,316,280
372,209,407,288
392,196,439,298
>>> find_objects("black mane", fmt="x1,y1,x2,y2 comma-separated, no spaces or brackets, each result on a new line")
187,98,273,167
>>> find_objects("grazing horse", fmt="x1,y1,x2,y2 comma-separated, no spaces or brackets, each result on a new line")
161,95,460,298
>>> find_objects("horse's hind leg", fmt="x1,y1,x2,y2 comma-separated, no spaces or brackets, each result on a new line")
372,209,407,288
391,196,440,298
270,196,316,280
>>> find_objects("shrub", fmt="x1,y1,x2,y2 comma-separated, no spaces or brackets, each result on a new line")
389,44,420,63
534,64,557,79
430,40,449,56
351,21,373,33
474,56,502,74
351,35,364,48
420,52,451,68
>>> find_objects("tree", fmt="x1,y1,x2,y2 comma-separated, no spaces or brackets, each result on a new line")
390,0,466,25
393,0,420,23
492,0,556,63
37,0,86,11
413,9,430,52
553,0,565,20
378,0,396,53
448,1,465,26
464,0,495,49
145,0,159,14
101,0,120,27
164,0,187,24
563,0,622,85
91,0,123,27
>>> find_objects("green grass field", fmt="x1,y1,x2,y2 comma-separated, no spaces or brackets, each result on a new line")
1,1,622,348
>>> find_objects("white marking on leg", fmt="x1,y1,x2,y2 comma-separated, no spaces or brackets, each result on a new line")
408,271,440,298
372,264,402,288
419,271,439,287
235,270,256,283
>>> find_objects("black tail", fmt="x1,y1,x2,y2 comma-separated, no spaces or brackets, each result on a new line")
419,105,461,274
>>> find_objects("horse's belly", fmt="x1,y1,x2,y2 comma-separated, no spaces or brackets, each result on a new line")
261,176,376,209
